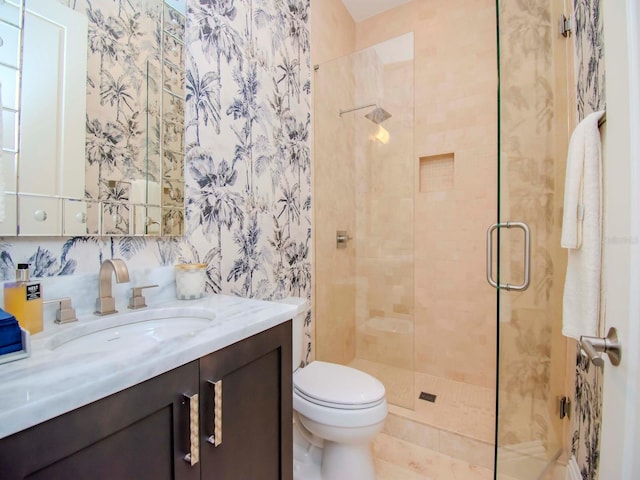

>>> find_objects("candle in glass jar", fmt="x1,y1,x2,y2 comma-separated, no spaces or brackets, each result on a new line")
175,263,207,300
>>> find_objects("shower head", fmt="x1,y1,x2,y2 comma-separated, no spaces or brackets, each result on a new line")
339,103,392,124
364,107,392,125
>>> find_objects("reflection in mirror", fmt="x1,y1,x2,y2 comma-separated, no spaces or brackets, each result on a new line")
0,0,23,236
0,0,185,237
17,0,87,236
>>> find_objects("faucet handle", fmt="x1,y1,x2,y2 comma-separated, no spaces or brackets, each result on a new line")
44,297,77,324
128,284,159,310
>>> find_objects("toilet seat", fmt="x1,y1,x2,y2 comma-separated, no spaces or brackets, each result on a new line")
293,388,384,410
293,389,388,428
293,361,385,409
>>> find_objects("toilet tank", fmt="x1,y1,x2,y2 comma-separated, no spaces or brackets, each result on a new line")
276,297,308,372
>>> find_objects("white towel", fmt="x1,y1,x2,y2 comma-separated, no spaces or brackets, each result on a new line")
564,454,582,480
561,110,605,340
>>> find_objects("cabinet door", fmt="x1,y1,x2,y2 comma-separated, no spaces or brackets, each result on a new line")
200,322,293,480
0,362,200,480
17,196,61,236
20,0,87,199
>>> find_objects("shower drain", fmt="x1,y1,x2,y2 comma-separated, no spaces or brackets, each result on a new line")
418,391,437,403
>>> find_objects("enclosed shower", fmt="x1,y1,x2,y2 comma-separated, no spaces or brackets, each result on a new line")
315,27,497,456
313,0,572,477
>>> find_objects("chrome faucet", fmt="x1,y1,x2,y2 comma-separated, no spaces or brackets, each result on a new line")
95,259,130,315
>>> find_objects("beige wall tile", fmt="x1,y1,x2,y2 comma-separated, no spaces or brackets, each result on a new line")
310,0,355,65
354,0,498,389
313,54,358,365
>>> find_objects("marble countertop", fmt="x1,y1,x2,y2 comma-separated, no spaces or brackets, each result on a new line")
0,294,300,439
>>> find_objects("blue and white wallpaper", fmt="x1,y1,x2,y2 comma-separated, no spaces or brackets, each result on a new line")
0,0,311,323
571,0,605,479
183,0,311,299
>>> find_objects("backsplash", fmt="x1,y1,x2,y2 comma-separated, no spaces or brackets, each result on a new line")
571,0,605,479
0,266,178,325
0,0,311,352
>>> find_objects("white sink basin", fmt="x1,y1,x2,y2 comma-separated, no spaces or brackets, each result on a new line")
48,307,217,354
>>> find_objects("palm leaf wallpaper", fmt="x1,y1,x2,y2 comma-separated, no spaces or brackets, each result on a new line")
571,1,605,478
0,0,311,332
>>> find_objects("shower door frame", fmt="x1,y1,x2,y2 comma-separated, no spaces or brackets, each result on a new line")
493,0,574,477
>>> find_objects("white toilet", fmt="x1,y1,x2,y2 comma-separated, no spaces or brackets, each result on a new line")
282,298,387,480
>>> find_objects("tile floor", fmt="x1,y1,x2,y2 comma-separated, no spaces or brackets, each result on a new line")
349,358,565,480
373,433,493,480
350,358,495,443
349,358,415,409
373,428,565,480
395,371,495,443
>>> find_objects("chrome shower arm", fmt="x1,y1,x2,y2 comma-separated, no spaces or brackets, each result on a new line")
339,103,378,117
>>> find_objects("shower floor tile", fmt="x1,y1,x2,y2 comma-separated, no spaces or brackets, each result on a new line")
351,359,565,479
409,371,495,443
349,358,496,443
348,358,415,409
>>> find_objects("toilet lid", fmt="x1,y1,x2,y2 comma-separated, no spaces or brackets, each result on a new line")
293,361,385,409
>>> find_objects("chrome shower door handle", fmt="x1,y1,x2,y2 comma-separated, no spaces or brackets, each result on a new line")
486,221,531,291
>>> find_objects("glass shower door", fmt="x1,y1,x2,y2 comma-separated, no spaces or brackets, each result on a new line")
313,34,416,410
494,0,572,477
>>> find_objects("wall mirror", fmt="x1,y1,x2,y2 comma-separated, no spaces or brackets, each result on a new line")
0,0,185,237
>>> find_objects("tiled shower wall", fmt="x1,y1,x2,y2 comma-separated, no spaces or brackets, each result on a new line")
312,0,497,389
313,53,357,365
354,54,415,377
0,0,312,329
310,0,356,365
356,0,497,389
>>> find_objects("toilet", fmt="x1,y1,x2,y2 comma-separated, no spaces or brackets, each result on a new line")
281,298,387,480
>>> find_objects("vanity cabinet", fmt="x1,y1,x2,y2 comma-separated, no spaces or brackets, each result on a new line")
0,361,200,480
0,322,292,480
199,320,293,480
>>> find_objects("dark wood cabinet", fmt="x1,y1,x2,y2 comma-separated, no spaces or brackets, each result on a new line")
0,361,200,480
0,322,292,480
200,320,293,480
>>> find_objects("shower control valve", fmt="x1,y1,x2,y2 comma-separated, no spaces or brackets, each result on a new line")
336,230,352,248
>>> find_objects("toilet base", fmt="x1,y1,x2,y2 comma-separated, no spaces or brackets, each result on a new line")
293,420,322,480
321,440,375,480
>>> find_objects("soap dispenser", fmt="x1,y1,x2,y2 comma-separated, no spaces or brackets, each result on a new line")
4,264,43,334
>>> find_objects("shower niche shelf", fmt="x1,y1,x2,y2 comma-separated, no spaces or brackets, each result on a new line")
419,152,454,193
